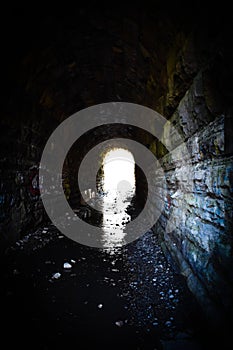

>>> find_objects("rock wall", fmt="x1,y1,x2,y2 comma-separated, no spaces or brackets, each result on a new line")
0,112,57,252
153,70,233,326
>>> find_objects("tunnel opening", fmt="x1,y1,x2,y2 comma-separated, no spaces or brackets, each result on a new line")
100,148,136,250
102,148,135,195
70,145,146,249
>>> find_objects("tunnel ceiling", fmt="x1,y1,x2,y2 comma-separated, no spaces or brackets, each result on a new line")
2,2,233,128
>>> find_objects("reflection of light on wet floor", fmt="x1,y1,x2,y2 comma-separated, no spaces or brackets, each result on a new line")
100,149,135,250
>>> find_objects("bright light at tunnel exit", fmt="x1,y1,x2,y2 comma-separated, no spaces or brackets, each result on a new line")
103,149,135,193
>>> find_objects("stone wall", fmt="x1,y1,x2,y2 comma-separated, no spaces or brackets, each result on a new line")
153,70,233,327
0,112,57,253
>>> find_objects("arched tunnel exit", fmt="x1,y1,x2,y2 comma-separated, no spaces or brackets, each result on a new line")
0,2,233,350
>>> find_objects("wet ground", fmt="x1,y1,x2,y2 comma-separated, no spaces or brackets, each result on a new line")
0,190,215,349
1,227,211,349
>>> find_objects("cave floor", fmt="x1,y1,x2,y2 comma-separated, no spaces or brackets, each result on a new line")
0,222,213,350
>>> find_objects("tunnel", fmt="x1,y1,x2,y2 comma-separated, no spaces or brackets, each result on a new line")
0,2,233,349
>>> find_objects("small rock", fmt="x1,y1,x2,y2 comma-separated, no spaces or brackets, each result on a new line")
115,320,124,327
63,262,72,269
71,259,76,264
98,304,103,309
52,272,61,280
